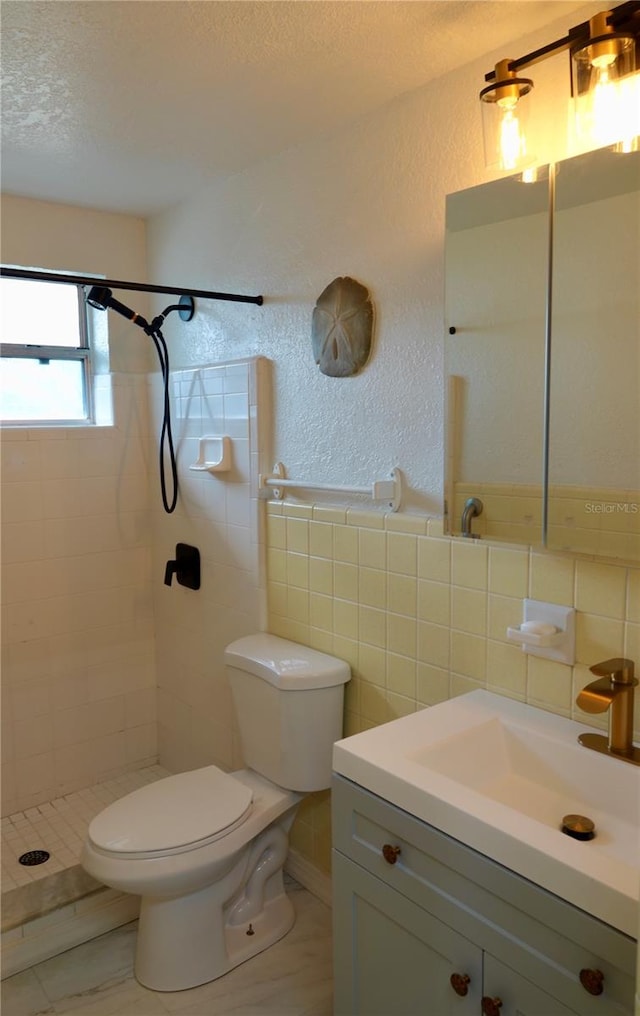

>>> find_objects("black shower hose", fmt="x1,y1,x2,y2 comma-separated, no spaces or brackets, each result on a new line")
147,323,178,514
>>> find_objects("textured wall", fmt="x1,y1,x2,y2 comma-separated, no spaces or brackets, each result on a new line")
146,6,599,516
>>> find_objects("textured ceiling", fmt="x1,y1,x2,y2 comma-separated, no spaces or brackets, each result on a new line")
1,1,588,216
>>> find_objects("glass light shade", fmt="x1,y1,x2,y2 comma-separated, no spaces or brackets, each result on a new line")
572,30,635,99
480,89,534,172
571,15,638,154
571,57,640,154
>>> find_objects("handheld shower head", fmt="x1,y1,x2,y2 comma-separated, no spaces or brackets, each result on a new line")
86,286,149,329
85,285,112,311
84,285,194,516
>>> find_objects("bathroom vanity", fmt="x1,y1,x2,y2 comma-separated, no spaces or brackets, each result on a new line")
331,692,638,1015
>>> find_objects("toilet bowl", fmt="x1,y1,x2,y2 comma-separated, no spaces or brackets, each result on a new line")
81,634,350,991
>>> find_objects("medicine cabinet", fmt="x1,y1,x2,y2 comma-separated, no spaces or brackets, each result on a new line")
445,145,640,562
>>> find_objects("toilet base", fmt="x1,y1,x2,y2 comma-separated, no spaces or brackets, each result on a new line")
225,890,295,974
133,814,298,992
135,879,295,992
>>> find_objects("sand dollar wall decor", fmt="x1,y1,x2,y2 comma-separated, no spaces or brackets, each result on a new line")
311,276,374,377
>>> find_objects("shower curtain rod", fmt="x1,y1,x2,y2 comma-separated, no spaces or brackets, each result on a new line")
0,266,264,306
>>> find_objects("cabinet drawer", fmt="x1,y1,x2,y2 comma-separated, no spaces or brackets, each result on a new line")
332,775,636,1015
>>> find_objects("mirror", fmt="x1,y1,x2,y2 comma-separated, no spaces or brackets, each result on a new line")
445,147,640,562
444,168,550,547
548,146,640,561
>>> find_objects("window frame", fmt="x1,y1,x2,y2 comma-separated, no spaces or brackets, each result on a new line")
0,278,97,426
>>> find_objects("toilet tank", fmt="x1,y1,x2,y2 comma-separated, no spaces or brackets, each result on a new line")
224,634,350,792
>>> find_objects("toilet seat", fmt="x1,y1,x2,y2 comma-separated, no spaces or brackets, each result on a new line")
88,766,253,859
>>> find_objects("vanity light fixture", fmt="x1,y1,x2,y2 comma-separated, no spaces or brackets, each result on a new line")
480,1,640,170
479,59,534,171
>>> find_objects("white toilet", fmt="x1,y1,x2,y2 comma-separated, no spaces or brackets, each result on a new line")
81,634,350,992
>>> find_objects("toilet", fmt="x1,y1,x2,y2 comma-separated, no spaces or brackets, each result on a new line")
81,634,350,992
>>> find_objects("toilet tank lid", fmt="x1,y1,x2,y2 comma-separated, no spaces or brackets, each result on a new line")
225,634,350,690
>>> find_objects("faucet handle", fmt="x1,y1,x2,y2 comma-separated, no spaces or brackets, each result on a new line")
589,658,635,685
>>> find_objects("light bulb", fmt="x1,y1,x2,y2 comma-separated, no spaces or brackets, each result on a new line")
498,104,527,171
590,63,639,149
593,66,616,142
591,51,617,71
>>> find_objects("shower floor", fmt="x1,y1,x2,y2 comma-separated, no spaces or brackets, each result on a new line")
1,765,169,932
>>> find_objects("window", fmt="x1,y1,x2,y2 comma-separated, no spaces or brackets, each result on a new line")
0,274,103,424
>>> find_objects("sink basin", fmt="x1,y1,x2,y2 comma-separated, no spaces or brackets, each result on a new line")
411,714,635,867
333,690,640,936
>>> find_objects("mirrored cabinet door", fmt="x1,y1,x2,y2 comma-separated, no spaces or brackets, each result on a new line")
445,147,639,564
444,169,549,545
548,146,640,561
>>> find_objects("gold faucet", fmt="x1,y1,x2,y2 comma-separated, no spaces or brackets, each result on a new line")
576,658,639,766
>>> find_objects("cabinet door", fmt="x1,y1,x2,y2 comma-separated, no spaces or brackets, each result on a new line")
482,954,579,1016
333,850,481,1016
484,952,634,1016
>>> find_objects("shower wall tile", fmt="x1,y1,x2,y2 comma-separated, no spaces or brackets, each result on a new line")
151,357,269,776
0,374,157,816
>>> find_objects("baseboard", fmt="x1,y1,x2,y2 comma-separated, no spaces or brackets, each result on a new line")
1,888,140,979
285,848,332,908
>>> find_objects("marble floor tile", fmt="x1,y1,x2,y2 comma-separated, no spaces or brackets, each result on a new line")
2,888,333,1016
30,924,139,1006
0,968,55,1016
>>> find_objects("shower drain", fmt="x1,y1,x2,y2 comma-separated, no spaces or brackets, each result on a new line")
18,850,50,866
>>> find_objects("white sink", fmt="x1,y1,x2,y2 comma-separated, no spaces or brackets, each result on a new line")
332,690,640,937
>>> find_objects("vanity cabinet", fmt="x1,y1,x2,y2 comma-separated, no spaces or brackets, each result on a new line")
332,775,636,1016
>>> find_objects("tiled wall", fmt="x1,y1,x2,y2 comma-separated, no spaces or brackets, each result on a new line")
452,481,640,560
149,357,269,775
1,356,270,816
266,500,640,873
0,375,157,816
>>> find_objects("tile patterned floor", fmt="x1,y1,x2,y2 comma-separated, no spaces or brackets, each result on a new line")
1,883,333,1016
2,767,169,892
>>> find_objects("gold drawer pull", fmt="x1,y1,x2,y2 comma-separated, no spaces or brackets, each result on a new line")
450,973,470,997
382,843,401,865
481,997,502,1016
579,968,604,996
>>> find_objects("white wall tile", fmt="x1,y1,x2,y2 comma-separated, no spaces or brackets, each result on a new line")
2,481,44,522
11,679,52,722
1,375,157,814
154,359,266,775
1,521,46,564
53,704,89,749
13,715,54,760
1,440,42,481
124,687,156,728
125,723,157,764
1,358,267,812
